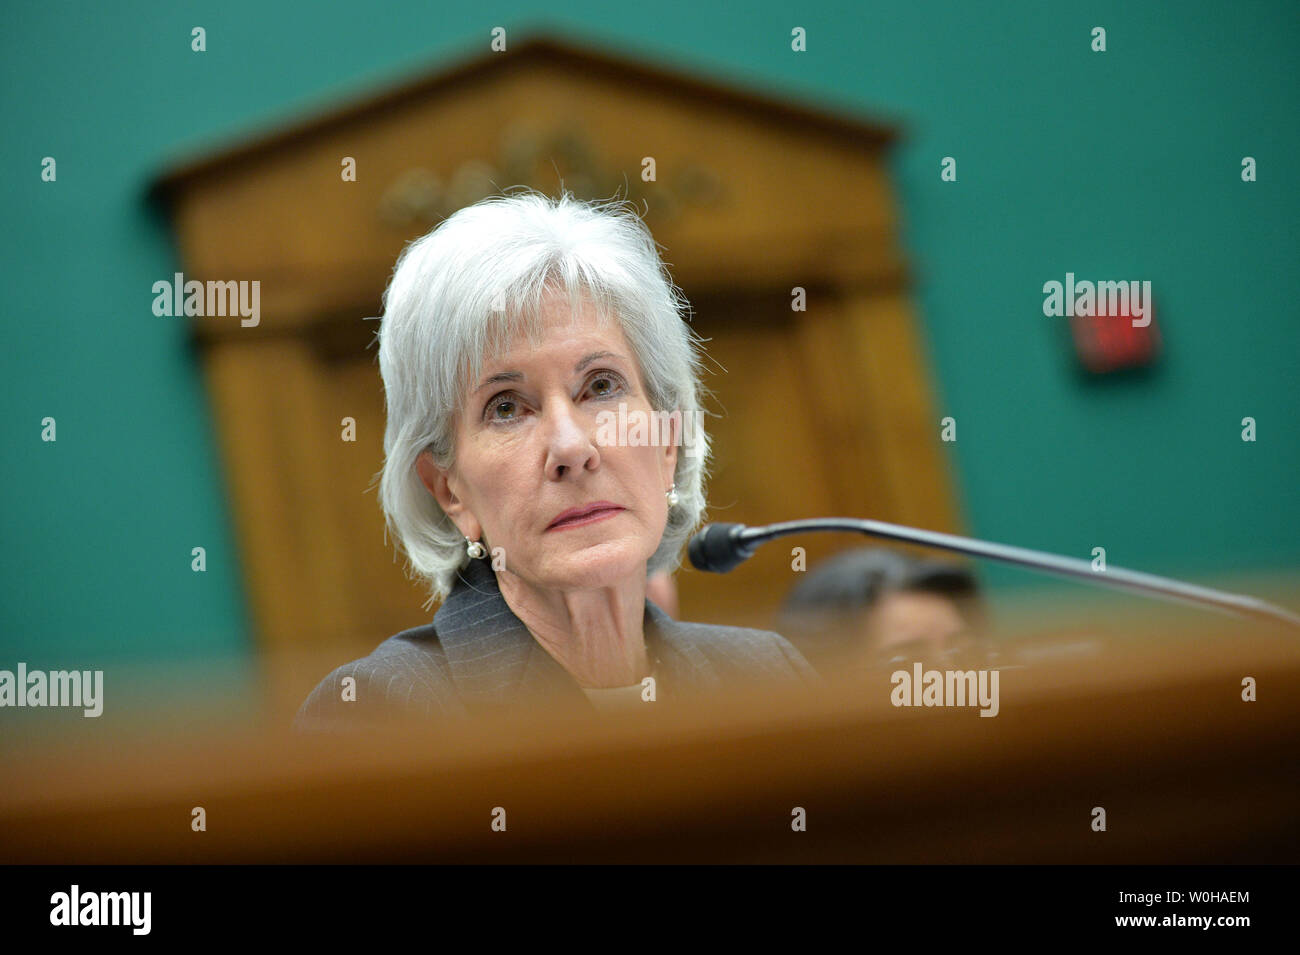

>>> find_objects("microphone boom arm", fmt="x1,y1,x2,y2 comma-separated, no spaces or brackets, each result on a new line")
692,518,1300,628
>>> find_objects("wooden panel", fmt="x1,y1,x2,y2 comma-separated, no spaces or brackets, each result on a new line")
843,289,962,533
312,351,437,640
205,338,367,647
675,286,962,632
676,290,843,629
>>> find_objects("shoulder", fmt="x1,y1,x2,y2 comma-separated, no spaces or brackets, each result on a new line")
292,624,467,732
670,617,822,686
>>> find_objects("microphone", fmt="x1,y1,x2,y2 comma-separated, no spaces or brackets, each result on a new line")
687,517,1300,628
686,523,759,574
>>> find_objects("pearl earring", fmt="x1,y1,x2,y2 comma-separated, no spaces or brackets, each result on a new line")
666,485,679,507
466,537,486,559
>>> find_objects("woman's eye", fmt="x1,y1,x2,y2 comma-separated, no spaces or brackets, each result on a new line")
486,395,521,422
587,373,625,398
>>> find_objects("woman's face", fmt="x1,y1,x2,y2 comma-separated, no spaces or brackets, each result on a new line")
420,292,679,594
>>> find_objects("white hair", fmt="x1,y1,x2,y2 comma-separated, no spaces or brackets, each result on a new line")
375,187,712,607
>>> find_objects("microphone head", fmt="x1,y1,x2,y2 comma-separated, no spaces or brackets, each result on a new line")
687,523,753,573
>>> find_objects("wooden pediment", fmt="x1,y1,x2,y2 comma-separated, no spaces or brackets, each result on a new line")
151,34,906,334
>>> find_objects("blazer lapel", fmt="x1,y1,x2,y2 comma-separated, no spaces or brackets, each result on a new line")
434,559,588,713
644,601,723,695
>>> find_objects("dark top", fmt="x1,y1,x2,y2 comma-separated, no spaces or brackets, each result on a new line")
294,557,819,730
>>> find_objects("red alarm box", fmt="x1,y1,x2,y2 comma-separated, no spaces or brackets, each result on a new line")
1070,296,1161,373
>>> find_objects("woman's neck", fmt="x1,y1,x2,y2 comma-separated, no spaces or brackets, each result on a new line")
496,570,651,688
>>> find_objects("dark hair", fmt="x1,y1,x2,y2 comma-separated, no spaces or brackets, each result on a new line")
778,548,982,661
783,548,977,613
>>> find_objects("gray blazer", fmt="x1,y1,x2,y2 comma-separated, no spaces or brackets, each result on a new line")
294,557,818,731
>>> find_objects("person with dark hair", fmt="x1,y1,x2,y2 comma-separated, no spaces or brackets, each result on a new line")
778,547,986,674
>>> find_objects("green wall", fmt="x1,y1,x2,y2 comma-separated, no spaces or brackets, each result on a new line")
3,0,1296,670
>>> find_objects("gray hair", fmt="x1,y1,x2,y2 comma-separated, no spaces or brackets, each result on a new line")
375,187,712,607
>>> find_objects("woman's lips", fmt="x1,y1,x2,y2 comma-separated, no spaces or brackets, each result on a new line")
546,504,625,531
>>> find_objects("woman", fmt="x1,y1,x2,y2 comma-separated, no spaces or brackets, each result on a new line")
295,189,816,730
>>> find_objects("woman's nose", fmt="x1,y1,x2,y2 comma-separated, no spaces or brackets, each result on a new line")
543,399,600,479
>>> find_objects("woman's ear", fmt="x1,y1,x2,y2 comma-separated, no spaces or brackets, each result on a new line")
660,415,680,488
416,451,481,539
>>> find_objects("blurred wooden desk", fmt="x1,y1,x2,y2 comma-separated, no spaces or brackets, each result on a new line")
2,615,1297,863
